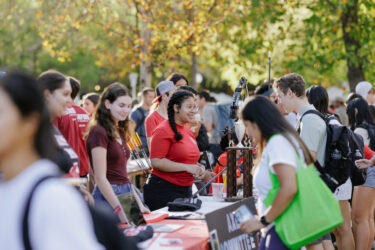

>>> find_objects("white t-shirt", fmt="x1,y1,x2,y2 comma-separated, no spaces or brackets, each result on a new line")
254,134,303,216
354,127,370,146
0,159,103,250
284,112,297,128
297,105,327,167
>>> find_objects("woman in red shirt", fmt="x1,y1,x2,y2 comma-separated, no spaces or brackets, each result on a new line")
86,83,135,223
143,90,206,211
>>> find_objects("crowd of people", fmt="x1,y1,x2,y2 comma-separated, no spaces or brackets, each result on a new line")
0,68,375,250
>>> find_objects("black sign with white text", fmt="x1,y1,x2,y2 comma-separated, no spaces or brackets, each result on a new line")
205,197,259,250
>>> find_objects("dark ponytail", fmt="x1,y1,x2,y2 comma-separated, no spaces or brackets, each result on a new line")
167,90,194,141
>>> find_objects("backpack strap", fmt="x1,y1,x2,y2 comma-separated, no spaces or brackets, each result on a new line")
296,109,328,174
22,176,55,250
296,109,326,133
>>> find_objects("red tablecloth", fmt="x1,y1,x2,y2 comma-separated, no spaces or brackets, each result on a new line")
140,219,209,250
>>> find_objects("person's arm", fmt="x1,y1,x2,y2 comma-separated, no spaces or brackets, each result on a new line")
240,164,297,234
151,158,205,177
355,145,375,168
309,151,317,162
91,147,128,223
205,122,213,133
355,159,374,169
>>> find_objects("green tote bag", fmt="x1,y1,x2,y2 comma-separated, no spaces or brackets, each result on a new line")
263,153,343,249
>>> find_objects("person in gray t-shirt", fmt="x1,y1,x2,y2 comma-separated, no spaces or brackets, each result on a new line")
274,73,333,249
203,103,221,144
198,90,222,161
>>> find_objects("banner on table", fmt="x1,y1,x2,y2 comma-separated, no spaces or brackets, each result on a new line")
205,197,259,250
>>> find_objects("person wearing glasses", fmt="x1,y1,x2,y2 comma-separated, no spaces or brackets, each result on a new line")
143,90,206,211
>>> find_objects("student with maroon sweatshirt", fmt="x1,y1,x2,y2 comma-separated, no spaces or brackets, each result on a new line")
54,77,90,177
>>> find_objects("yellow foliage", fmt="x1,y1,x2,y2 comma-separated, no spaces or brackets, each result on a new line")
57,57,66,62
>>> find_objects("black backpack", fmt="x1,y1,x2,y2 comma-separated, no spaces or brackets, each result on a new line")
23,176,139,250
298,110,365,191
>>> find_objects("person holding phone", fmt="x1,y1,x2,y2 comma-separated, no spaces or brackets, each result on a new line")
239,96,314,249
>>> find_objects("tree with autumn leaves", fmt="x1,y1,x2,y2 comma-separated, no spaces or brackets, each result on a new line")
35,0,239,89
214,0,375,91
0,0,374,92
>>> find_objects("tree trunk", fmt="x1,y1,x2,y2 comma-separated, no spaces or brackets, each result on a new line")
139,7,152,89
140,59,152,89
340,0,365,92
191,52,197,89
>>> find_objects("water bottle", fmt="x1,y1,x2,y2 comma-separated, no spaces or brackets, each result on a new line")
354,149,363,160
331,149,342,160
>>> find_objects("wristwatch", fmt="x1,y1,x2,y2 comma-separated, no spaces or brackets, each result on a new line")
260,215,270,226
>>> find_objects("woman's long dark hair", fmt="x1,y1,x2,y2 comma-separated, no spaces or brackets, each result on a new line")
241,95,313,164
0,72,58,159
347,97,375,130
347,97,375,149
306,85,330,115
86,83,131,140
167,90,194,141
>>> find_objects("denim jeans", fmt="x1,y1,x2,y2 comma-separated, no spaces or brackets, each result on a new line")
92,183,132,213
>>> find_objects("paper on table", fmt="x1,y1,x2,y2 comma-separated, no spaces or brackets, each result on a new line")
148,224,184,233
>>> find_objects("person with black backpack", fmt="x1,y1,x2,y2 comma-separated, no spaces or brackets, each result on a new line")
130,87,155,154
306,85,355,250
274,73,334,250
347,97,375,250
